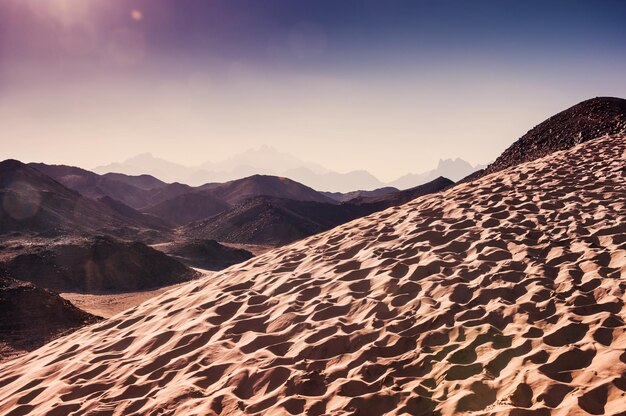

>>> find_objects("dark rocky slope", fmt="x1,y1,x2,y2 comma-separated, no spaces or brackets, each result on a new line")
467,97,626,181
29,163,194,210
1,160,172,241
0,236,199,292
143,192,230,226
0,276,100,360
159,239,253,270
182,196,370,245
183,177,453,245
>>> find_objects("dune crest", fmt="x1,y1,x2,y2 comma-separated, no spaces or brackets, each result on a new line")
0,135,625,415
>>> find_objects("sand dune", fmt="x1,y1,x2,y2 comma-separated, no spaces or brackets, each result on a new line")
0,134,625,415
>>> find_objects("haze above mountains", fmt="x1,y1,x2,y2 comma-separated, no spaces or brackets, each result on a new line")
93,147,483,192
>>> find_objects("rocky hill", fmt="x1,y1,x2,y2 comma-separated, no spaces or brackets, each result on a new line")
158,239,254,270
0,276,100,361
182,196,369,245
0,236,199,292
478,97,626,178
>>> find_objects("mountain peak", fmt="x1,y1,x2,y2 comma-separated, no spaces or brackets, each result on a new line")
256,145,277,152
128,153,156,161
436,158,472,170
0,159,25,171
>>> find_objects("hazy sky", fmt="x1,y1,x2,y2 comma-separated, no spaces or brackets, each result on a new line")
1,0,625,181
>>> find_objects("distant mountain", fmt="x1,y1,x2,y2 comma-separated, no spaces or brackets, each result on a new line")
479,97,626,178
179,164,387,193
202,174,336,205
101,172,167,190
322,186,398,202
94,153,195,183
200,145,328,176
390,158,484,190
284,167,386,193
186,165,262,185
93,147,328,186
0,236,199,292
158,239,254,270
93,148,389,192
0,276,100,360
93,146,484,192
142,192,230,226
182,196,371,245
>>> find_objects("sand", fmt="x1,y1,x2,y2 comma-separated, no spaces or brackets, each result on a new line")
0,134,624,415
60,283,192,319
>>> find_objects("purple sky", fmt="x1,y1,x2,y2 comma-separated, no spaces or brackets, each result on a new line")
1,0,625,180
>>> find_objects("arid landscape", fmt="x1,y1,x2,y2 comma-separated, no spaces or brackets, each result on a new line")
1,1,626,415
0,97,625,415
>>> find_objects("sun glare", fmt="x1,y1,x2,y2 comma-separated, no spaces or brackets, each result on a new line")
38,0,91,26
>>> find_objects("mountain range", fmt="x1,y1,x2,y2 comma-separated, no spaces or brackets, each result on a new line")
2,97,622,248
0,160,170,241
19,162,452,245
93,146,483,192
3,97,622,250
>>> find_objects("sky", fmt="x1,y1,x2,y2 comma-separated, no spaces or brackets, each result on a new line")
1,0,625,182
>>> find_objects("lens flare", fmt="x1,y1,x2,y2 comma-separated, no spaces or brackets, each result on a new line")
107,28,146,67
2,182,42,220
